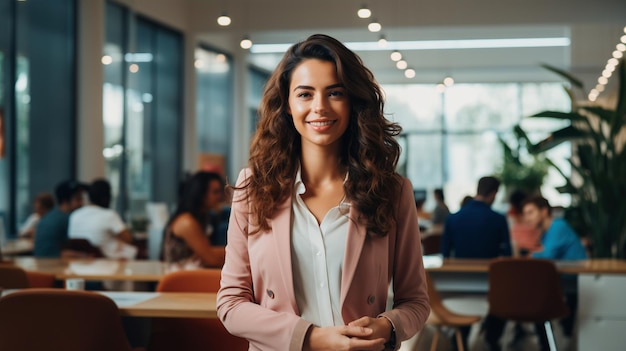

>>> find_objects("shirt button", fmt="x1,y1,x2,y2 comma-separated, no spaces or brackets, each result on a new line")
367,295,376,304
316,251,321,256
319,282,325,288
266,289,275,299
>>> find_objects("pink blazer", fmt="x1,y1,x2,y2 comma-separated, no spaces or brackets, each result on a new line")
217,169,430,351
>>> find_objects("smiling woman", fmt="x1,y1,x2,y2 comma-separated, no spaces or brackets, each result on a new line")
217,34,430,351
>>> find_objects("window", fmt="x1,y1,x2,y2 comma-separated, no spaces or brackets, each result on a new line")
384,82,570,212
0,0,76,237
195,46,233,175
103,2,183,222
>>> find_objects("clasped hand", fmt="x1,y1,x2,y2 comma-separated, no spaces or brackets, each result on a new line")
303,316,392,351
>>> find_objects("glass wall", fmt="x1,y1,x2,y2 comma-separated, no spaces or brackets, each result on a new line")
384,82,570,213
0,0,76,238
195,46,233,175
103,2,183,222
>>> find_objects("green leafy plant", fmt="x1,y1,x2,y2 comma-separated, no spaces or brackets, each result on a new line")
515,59,626,258
496,125,549,195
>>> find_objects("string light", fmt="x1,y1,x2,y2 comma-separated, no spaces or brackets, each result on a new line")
217,12,231,26
240,36,252,49
357,4,371,19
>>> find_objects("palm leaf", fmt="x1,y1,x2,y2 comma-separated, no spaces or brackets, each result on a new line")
541,63,585,90
532,125,587,153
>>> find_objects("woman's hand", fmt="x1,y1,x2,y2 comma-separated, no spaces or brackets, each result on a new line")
303,325,386,351
348,316,392,343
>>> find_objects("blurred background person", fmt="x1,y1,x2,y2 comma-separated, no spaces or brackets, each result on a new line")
441,176,511,351
18,192,54,238
162,171,227,271
507,189,541,257
34,180,86,257
428,188,450,236
68,178,136,259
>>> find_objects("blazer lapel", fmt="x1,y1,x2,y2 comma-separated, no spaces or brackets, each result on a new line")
270,195,299,314
340,206,367,307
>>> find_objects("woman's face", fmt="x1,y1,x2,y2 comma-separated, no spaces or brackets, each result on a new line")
204,179,224,210
288,59,350,152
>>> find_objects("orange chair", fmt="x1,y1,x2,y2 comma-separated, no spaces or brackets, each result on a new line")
147,269,248,351
0,263,56,289
0,288,135,351
488,258,569,351
423,271,482,351
0,264,30,289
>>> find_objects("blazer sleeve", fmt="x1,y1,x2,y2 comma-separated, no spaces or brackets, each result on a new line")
216,169,312,351
378,177,430,349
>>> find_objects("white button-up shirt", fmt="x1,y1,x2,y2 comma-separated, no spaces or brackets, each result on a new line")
291,168,350,327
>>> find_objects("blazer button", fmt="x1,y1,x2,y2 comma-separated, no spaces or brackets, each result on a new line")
367,295,375,304
266,289,275,299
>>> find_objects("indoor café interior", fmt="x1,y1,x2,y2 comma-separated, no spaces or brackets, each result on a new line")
1,0,625,350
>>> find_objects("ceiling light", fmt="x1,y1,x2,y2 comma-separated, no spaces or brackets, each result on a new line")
250,37,571,54
436,84,446,93
390,51,402,61
608,58,619,66
621,35,626,44
377,35,388,48
240,36,253,49
598,76,608,85
595,84,605,92
396,60,407,70
612,50,623,59
443,76,455,86
368,19,381,33
101,55,113,65
217,12,231,26
404,69,416,79
602,70,612,78
357,4,371,19
617,43,626,52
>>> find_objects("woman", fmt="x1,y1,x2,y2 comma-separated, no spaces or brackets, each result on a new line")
162,171,226,270
217,34,429,351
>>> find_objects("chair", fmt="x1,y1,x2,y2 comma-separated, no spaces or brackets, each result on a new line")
0,264,30,289
487,258,569,351
147,269,248,351
422,234,442,255
423,271,482,351
0,288,135,351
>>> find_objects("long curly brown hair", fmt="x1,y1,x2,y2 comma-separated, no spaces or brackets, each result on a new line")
242,34,402,237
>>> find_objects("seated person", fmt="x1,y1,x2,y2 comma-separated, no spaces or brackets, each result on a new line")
162,171,227,271
34,180,86,257
68,179,136,259
429,188,450,236
19,192,54,238
506,190,541,256
524,195,587,260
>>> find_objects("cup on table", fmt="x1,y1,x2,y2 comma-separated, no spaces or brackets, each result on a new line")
65,278,85,290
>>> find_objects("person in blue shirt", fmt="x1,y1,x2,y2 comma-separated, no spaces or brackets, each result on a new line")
441,176,511,351
441,176,511,259
34,180,86,257
495,195,586,350
523,195,588,260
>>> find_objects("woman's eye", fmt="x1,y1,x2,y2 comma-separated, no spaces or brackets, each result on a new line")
297,92,311,98
329,90,344,97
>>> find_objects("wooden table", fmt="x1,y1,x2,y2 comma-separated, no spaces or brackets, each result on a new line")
0,290,217,319
99,291,217,318
423,255,626,350
1,238,34,256
424,256,626,274
10,257,166,281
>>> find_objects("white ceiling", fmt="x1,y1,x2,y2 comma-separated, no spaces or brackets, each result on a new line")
188,0,626,88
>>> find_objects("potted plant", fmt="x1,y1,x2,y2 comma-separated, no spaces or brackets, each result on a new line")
496,125,549,197
514,59,626,258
